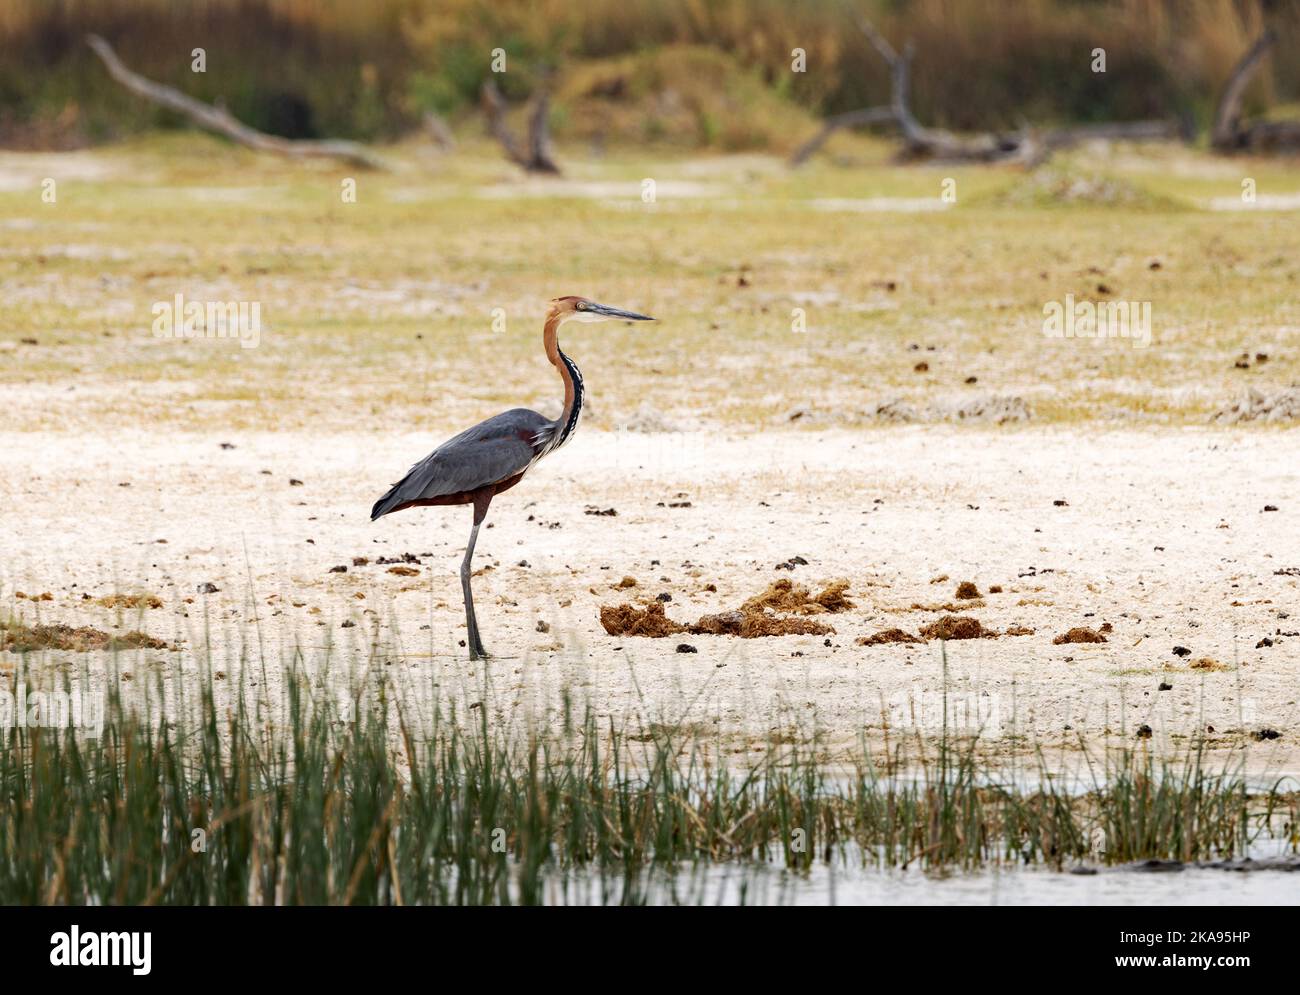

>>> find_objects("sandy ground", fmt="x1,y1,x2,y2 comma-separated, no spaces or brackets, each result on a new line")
2,425,1299,776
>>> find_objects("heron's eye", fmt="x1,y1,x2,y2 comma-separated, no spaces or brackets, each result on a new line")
576,301,586,311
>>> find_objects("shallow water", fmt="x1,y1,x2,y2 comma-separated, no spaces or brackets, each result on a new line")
733,864,1299,906
531,837,1299,905
542,861,1300,906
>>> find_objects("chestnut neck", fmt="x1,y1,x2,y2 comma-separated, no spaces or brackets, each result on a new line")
543,311,584,448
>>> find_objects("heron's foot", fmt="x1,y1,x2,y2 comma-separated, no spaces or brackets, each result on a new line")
468,635,490,660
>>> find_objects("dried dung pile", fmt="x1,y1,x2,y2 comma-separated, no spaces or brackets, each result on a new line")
690,611,833,638
601,578,849,639
919,615,996,640
741,578,853,615
599,603,687,637
1053,626,1108,645
97,594,163,609
856,628,926,645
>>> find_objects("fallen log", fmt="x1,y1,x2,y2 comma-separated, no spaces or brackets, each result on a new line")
793,8,1184,167
1032,118,1187,165
86,34,386,170
789,105,894,167
1235,118,1300,153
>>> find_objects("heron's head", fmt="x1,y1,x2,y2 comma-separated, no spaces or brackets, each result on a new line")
549,295,655,325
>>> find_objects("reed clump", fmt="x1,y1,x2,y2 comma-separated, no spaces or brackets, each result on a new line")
0,654,1293,905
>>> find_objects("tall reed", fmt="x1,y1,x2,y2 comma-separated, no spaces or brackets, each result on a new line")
0,647,1293,905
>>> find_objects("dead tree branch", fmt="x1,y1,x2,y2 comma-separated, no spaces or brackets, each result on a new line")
849,12,925,143
423,111,456,151
789,106,893,166
1211,30,1277,150
855,13,1039,163
1211,30,1300,153
86,34,385,170
1042,119,1186,151
480,79,561,175
790,10,1036,165
793,6,1184,167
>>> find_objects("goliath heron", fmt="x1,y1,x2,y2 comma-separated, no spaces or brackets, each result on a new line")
370,296,655,659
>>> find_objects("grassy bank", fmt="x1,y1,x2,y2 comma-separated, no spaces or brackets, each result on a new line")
2,138,1298,435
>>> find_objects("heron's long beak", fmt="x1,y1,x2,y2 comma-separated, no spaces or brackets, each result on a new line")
588,302,655,321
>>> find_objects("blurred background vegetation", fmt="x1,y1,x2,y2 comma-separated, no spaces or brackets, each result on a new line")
0,0,1297,153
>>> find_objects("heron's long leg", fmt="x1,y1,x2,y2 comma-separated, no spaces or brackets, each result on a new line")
460,523,487,659
461,494,492,660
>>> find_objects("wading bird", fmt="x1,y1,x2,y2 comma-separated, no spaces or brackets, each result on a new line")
370,296,655,659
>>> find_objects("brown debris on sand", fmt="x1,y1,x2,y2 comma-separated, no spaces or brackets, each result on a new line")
954,581,981,600
1190,657,1229,672
599,603,687,637
1003,625,1035,637
1053,626,1108,645
1,620,169,652
97,593,163,609
602,578,850,639
810,580,854,613
690,611,833,638
906,600,985,612
856,628,926,646
601,602,834,639
919,615,995,640
741,578,853,615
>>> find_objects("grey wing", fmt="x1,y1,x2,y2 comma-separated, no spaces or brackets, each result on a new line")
371,408,552,520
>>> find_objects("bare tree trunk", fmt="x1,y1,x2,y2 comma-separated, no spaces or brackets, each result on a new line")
1209,30,1300,153
525,90,559,174
480,80,526,163
1211,30,1277,150
480,80,561,175
86,35,385,170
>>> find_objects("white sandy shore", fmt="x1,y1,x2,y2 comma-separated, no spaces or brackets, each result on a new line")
2,426,1298,775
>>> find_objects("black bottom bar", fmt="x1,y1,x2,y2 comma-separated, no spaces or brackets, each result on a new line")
0,905,1291,982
